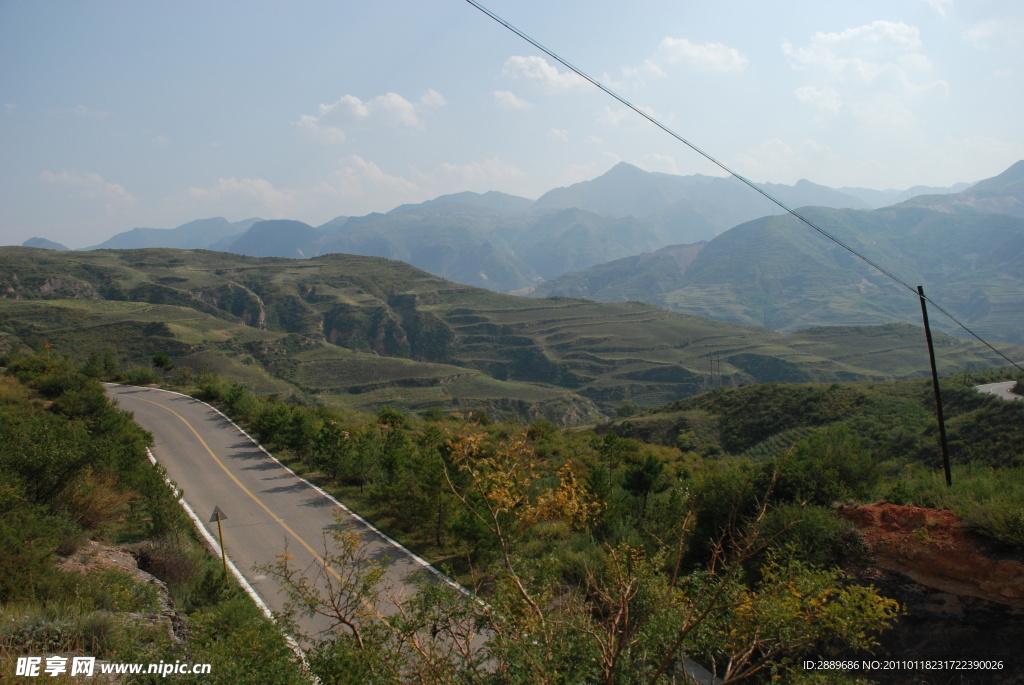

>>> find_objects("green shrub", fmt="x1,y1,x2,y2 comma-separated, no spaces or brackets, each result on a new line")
186,595,305,685
769,424,878,506
79,568,160,613
686,462,762,564
0,501,63,602
0,606,119,657
420,406,445,422
122,365,162,386
760,503,867,569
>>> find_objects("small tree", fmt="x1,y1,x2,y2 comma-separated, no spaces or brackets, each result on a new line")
622,453,668,514
151,353,175,382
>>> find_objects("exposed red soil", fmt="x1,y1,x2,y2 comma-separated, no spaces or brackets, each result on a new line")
840,503,1024,607
837,504,1024,684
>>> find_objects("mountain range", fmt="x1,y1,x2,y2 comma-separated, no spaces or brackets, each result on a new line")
22,163,968,292
535,161,1024,346
16,161,1020,349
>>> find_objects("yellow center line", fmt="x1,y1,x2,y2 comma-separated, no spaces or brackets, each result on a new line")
128,392,343,582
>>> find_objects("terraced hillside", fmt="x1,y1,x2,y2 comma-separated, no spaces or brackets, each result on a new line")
535,164,1024,346
1,247,1016,422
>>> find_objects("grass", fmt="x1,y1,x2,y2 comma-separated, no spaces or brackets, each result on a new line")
179,350,296,396
887,462,1024,550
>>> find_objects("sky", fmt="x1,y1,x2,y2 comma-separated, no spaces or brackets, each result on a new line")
1,0,1022,249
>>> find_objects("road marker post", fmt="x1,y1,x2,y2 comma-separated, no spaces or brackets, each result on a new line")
209,506,228,578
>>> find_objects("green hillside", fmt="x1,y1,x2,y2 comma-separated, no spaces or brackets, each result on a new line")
538,204,1024,346
1,247,1017,422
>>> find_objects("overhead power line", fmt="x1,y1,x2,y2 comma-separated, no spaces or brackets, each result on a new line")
463,0,1023,374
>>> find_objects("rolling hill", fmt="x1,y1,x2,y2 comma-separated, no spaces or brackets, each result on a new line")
1,247,1016,424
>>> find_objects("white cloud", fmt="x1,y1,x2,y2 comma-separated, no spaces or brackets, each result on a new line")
493,90,533,110
924,0,953,18
849,97,918,129
176,159,418,221
731,132,1024,190
39,170,136,209
428,158,526,188
547,128,569,142
596,107,631,127
295,113,347,143
619,59,666,83
794,86,842,118
657,37,749,71
4,103,15,115
784,20,948,128
418,89,446,109
318,156,423,208
502,55,587,91
187,177,294,216
731,138,839,185
175,153,531,223
609,36,747,89
295,89,446,143
314,156,529,214
783,21,925,80
595,103,658,128
964,19,1022,51
631,153,681,175
151,135,171,147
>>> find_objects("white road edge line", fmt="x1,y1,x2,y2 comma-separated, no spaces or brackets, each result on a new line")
145,447,314,676
116,384,478,602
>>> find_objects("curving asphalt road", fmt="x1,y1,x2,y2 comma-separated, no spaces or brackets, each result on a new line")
103,384,454,640
975,381,1023,402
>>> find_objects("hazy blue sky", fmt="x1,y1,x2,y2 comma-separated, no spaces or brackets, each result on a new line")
2,0,1021,248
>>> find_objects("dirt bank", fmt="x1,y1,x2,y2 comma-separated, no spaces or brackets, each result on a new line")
839,503,1024,684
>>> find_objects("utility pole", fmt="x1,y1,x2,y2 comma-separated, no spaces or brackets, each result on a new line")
708,352,724,389
708,353,721,390
918,286,952,487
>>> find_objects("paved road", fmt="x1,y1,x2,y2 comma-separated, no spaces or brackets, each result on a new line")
976,381,1023,401
104,384,449,641
106,384,719,683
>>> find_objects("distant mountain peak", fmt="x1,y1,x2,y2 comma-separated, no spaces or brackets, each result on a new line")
971,159,1024,193
900,160,1024,217
225,219,320,259
86,216,252,251
388,190,533,216
21,237,70,251
604,161,646,176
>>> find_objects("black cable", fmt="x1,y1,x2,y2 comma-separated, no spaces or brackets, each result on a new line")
463,0,1024,374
